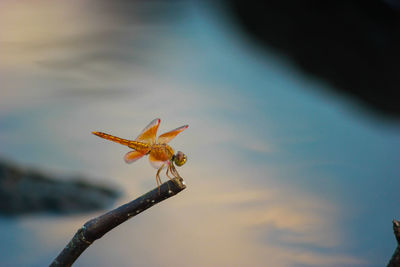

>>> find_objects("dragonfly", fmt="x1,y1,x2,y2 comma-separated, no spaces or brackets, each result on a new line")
92,118,188,190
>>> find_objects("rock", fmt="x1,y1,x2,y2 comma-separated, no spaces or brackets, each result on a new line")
0,160,120,216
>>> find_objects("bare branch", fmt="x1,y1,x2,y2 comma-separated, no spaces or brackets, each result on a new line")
49,177,186,267
388,219,400,267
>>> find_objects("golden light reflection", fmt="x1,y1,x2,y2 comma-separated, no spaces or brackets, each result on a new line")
163,171,364,266
0,1,89,66
72,161,365,267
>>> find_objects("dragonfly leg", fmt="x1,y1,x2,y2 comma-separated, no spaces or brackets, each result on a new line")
170,163,181,179
156,164,171,194
155,174,160,193
156,165,164,194
166,164,174,180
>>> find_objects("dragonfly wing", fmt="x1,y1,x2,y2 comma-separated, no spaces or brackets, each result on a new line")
124,150,145,164
135,118,161,144
158,125,188,144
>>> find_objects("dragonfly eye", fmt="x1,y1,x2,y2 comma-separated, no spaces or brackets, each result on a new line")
174,151,187,167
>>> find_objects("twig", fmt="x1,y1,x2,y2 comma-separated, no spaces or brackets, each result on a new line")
388,219,400,267
49,177,186,267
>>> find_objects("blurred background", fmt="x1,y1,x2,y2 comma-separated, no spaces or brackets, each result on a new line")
1,0,400,266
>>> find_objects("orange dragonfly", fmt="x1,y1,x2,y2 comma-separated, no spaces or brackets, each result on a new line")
92,118,188,189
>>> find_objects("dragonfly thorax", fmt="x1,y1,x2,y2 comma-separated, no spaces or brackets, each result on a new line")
149,143,174,161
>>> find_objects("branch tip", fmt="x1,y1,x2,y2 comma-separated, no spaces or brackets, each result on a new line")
50,177,186,267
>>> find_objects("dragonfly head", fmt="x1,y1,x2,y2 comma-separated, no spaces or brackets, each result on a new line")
173,151,187,167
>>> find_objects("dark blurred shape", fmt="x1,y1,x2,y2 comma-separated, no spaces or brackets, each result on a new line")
226,0,400,120
384,0,400,9
0,160,120,216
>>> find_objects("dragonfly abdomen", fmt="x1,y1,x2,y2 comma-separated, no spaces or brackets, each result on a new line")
92,132,150,152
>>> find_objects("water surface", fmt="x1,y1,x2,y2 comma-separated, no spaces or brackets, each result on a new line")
1,1,399,266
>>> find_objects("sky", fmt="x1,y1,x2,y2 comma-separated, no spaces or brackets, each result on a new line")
0,1,400,266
